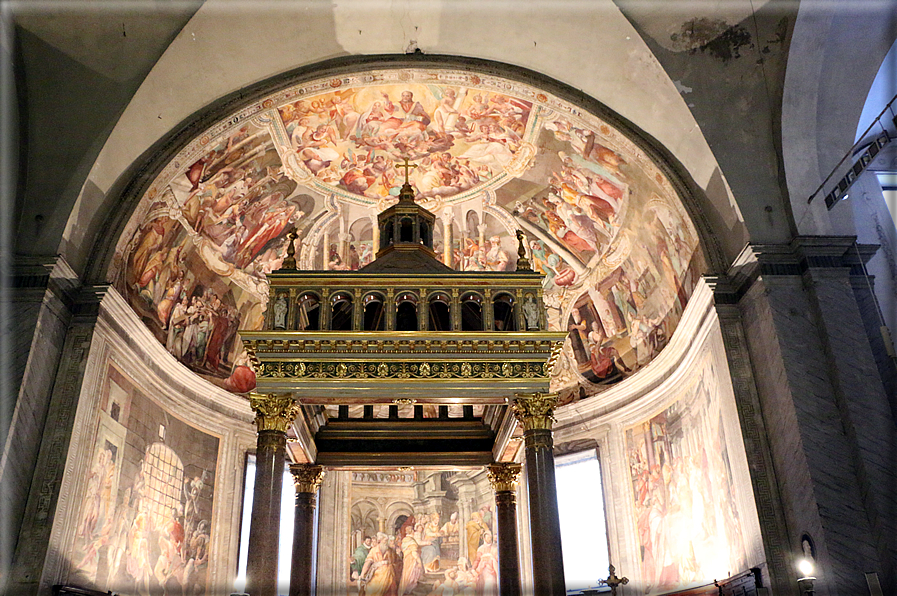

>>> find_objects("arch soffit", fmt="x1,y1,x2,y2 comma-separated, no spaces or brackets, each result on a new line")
781,4,897,236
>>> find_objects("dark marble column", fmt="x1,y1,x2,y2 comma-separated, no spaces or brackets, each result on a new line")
247,394,298,596
512,393,565,596
487,463,523,596
289,464,325,596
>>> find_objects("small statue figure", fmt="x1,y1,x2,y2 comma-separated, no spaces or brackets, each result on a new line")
523,294,540,329
273,294,288,329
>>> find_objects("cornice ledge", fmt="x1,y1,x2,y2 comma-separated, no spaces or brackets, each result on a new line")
790,235,858,260
707,236,870,303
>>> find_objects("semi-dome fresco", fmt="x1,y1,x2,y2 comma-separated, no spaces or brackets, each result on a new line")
112,68,704,399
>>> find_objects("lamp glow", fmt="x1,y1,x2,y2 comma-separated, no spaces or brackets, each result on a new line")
798,558,814,577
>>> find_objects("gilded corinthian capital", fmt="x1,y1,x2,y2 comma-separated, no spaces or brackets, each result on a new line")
487,462,522,493
249,393,299,433
290,464,325,493
512,392,558,431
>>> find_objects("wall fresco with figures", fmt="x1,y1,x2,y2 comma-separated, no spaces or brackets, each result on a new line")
624,351,748,594
347,470,496,596
67,362,219,594
113,68,703,400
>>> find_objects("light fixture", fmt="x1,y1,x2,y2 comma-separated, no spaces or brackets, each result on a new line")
797,558,816,595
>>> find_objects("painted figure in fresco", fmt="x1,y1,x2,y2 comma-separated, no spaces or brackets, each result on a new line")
587,321,616,379
202,304,234,372
478,505,493,531
77,447,115,539
459,124,515,169
433,88,467,134
418,513,443,572
359,533,398,596
426,569,460,596
348,244,361,270
388,534,404,589
439,511,460,542
397,528,423,595
351,536,373,580
382,90,431,132
225,349,257,393
129,219,167,287
157,268,184,329
297,123,340,174
455,557,478,596
465,512,488,561
568,308,591,366
527,239,548,275
484,236,509,271
473,531,499,596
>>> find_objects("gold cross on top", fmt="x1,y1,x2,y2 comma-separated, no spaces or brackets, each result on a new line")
396,157,418,185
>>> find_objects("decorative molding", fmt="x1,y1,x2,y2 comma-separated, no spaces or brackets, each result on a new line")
256,360,549,381
486,462,522,493
243,334,564,357
714,307,792,593
11,323,94,589
249,393,299,433
512,392,558,431
290,464,325,494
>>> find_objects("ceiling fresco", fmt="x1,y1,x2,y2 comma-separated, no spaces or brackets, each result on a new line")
112,68,704,400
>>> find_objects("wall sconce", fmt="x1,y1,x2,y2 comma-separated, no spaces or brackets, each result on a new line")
797,558,816,595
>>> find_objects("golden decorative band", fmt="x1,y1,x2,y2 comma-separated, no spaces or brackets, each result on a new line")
512,392,558,431
290,463,325,494
249,393,299,433
486,462,522,493
256,360,548,380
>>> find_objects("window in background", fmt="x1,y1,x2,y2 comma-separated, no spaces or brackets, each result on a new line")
235,455,296,595
556,449,610,593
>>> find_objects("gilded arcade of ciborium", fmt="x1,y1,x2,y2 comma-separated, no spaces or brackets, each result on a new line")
239,174,568,596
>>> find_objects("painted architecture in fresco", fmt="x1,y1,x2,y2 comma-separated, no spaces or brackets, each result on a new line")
68,363,219,595
347,470,496,596
114,69,703,401
625,354,748,595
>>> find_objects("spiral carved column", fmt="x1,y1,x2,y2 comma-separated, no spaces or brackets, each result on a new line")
487,463,523,596
512,392,565,596
247,393,299,596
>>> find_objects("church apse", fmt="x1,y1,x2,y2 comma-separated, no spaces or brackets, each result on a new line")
112,67,704,405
